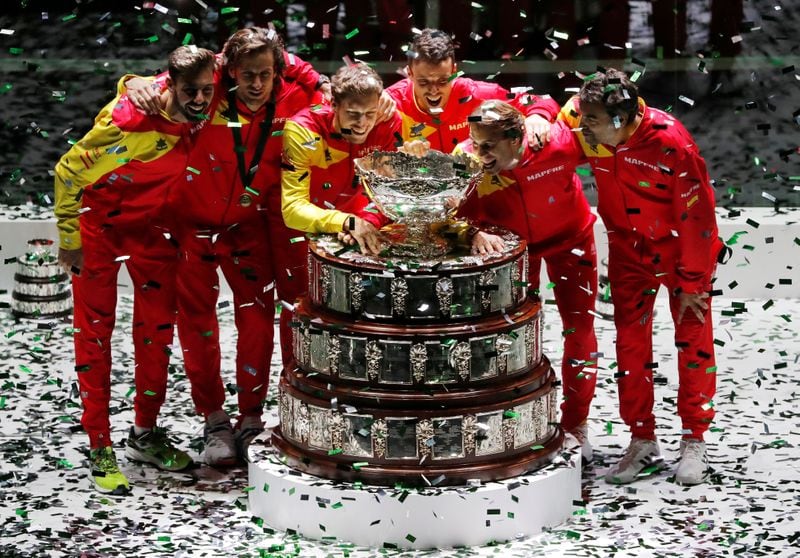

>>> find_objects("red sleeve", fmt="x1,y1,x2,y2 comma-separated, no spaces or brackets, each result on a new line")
282,51,322,96
470,80,559,121
671,147,719,293
510,92,560,122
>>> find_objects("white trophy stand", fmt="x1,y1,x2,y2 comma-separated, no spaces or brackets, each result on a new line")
248,435,581,550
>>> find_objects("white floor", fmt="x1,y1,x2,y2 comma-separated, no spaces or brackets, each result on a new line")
1,292,798,557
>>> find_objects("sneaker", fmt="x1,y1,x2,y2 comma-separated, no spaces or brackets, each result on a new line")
605,437,664,484
89,446,130,495
125,426,193,472
675,439,708,486
567,423,592,464
204,410,236,467
234,415,265,463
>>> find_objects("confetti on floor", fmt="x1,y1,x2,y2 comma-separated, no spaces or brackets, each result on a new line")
1,291,797,557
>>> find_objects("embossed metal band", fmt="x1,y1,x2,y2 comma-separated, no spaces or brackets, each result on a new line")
278,375,559,463
293,301,542,386
308,252,527,322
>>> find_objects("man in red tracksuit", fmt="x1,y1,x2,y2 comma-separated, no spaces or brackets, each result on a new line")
123,37,328,385
163,29,324,466
281,63,402,260
454,101,598,463
385,28,560,152
54,46,217,494
562,68,722,485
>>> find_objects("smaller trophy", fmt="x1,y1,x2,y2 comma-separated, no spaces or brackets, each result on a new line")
355,150,483,258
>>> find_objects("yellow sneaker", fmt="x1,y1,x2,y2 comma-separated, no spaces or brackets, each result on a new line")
90,446,130,494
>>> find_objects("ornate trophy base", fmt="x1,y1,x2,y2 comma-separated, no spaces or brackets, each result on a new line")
248,436,581,550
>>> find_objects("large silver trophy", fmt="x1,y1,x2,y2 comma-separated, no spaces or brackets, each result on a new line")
354,150,483,258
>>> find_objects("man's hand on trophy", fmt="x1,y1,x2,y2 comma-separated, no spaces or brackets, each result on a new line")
399,139,431,158
444,196,463,211
524,114,552,151
125,77,163,115
375,91,397,123
341,216,383,255
471,231,505,255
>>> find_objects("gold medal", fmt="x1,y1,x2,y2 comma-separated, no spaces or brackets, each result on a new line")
239,193,253,207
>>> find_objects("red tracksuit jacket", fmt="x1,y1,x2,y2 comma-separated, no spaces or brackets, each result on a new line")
55,94,210,247
560,97,719,294
385,76,560,151
456,119,595,254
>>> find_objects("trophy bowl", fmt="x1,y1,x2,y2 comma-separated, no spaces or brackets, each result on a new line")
354,150,483,258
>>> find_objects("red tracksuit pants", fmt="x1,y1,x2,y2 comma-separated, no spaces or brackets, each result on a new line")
608,235,718,440
264,189,309,369
175,221,275,419
73,223,178,449
529,227,598,432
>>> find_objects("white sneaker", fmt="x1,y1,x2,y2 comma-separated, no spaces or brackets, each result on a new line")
605,437,664,484
675,439,708,486
234,415,265,463
567,423,592,464
203,410,236,467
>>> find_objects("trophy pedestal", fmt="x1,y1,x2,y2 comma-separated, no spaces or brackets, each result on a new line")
274,234,567,488
248,437,581,550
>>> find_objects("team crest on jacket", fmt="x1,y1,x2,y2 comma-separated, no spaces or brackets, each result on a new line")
155,138,168,151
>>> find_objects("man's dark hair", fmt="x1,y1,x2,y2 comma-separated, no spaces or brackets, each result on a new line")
222,27,285,77
407,28,455,65
167,46,215,83
579,68,639,123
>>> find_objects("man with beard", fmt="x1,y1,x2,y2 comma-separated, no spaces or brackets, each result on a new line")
54,46,217,494
158,29,324,467
562,68,723,486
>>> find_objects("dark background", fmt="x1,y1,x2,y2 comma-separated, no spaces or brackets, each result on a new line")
0,0,798,209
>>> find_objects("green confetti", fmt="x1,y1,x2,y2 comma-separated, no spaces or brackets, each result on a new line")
125,386,135,398
145,35,159,43
62,14,77,22
726,231,748,245
345,28,359,40
575,167,593,176
605,421,613,434
220,7,240,14
19,365,32,374
181,33,194,46
144,390,157,396
327,448,343,455
0,396,6,409
448,70,465,82
0,83,12,94
9,47,23,55
187,166,201,175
